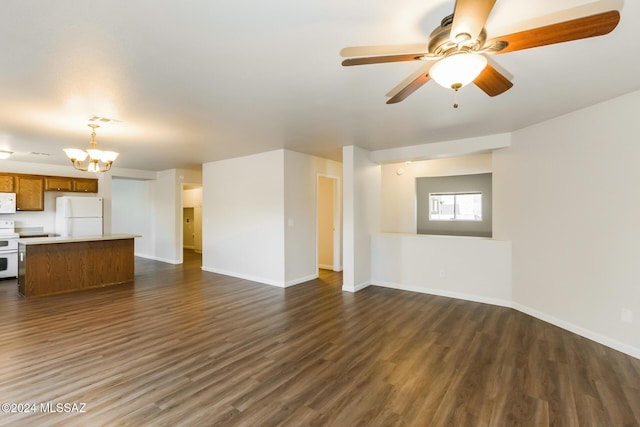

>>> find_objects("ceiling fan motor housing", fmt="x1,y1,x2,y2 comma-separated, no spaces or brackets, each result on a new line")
428,13,487,56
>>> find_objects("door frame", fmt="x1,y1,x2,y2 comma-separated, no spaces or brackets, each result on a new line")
181,184,203,257
316,173,342,272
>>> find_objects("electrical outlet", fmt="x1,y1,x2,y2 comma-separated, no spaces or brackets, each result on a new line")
621,308,633,324
439,269,445,278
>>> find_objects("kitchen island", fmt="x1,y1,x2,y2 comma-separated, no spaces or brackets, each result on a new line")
17,234,140,297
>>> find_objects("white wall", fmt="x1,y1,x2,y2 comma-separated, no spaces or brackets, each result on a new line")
183,188,202,208
109,168,158,241
372,233,511,306
373,153,510,306
381,154,493,233
342,146,381,292
493,89,640,357
370,133,511,163
111,178,153,256
202,150,286,286
371,152,511,306
283,150,342,286
110,167,198,264
149,169,182,264
202,149,342,287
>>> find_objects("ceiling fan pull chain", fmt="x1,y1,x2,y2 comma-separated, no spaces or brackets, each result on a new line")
452,83,462,108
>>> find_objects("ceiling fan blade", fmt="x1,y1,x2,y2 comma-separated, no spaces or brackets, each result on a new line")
342,54,426,67
386,73,431,104
451,0,496,42
486,56,513,81
473,63,513,97
386,63,434,98
340,44,427,58
489,10,620,55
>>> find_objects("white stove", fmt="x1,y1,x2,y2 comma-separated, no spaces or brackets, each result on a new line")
0,220,19,279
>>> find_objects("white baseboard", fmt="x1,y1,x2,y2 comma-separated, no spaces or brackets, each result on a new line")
200,267,318,289
342,281,371,293
319,264,343,272
369,280,639,360
201,266,286,288
513,303,640,360
285,273,318,288
134,253,181,265
139,256,640,360
372,281,513,308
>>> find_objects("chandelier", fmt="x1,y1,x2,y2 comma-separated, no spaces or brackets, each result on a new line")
63,124,119,172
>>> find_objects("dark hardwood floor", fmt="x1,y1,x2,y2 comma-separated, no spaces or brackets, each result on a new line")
0,250,638,426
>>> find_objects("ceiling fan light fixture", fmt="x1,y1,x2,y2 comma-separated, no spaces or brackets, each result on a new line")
429,52,487,90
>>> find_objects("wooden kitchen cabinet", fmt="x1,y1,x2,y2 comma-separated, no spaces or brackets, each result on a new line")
0,174,14,192
44,176,74,191
73,178,98,193
0,172,97,207
15,175,44,211
44,176,98,193
18,235,136,297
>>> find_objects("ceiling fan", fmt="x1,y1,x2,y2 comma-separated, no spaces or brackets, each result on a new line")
340,0,620,105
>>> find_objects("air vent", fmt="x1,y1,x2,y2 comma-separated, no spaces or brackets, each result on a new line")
29,152,51,156
88,116,120,124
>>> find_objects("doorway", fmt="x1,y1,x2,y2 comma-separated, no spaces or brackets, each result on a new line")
317,175,341,272
182,186,203,253
183,207,195,249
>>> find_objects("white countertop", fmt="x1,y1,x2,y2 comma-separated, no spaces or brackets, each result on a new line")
18,234,141,245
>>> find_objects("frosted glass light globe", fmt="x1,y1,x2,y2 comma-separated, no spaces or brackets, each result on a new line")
429,52,488,89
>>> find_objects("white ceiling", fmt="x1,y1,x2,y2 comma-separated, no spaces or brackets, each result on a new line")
1,0,638,171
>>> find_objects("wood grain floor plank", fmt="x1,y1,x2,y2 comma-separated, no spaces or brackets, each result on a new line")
0,251,638,426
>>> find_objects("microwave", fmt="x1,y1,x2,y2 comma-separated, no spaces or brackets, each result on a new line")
0,193,16,214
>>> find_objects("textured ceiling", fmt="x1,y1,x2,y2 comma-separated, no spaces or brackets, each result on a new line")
0,0,638,171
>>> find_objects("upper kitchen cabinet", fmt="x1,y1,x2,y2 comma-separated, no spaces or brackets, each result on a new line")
0,172,97,211
15,175,44,211
44,176,98,193
0,174,15,192
44,176,73,192
73,178,98,193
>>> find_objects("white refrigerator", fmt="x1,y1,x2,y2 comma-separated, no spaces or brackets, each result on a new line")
55,196,103,237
